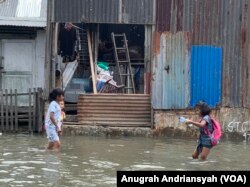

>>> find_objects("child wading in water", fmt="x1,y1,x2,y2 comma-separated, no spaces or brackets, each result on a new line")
185,102,214,161
45,88,64,150
58,100,66,136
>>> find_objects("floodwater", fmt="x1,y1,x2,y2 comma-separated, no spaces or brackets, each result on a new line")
0,134,249,187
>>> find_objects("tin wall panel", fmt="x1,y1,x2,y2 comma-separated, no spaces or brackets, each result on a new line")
123,0,154,24
77,94,151,127
53,0,155,24
246,0,250,108
155,0,250,108
53,0,118,23
152,32,190,109
190,46,222,108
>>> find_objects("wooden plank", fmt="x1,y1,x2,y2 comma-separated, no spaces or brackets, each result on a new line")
37,88,42,132
17,114,36,118
10,89,13,131
0,88,45,133
87,29,97,94
28,88,31,132
15,89,18,131
0,91,3,131
33,88,36,131
18,119,30,122
5,89,8,131
2,92,35,96
151,106,154,129
62,60,78,91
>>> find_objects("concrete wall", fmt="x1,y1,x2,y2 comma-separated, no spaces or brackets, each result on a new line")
154,107,250,140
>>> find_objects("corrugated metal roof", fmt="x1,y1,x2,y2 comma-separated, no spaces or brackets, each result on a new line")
154,0,250,108
0,0,47,27
152,32,191,109
53,0,155,24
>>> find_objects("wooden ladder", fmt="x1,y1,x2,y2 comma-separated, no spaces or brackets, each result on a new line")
111,33,135,94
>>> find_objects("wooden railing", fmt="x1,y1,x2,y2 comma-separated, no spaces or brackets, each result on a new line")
0,88,44,133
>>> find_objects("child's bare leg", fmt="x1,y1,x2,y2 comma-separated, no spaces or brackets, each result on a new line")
200,147,210,161
192,149,199,159
52,141,61,150
47,142,54,150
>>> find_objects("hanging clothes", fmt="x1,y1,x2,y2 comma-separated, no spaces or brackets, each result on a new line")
58,23,77,62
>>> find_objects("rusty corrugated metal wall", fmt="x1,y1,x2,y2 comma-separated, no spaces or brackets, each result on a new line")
77,94,151,126
154,0,250,108
53,0,155,24
152,32,191,109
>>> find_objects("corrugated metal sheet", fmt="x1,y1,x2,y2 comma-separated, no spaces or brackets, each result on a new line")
53,0,155,24
0,0,47,27
77,94,151,127
152,32,190,109
190,46,222,108
155,0,250,108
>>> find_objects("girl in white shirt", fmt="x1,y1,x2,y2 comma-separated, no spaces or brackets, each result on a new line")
45,88,64,150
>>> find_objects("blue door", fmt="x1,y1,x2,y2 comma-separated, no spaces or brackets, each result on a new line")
190,46,222,108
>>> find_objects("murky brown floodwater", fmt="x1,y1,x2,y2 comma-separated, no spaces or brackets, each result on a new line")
0,134,249,187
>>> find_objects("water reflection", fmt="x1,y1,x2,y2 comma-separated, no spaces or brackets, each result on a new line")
0,134,249,186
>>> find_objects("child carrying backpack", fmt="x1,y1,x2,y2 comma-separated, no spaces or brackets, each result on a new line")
185,102,222,161
205,117,222,146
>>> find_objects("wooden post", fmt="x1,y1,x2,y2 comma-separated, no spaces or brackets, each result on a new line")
94,25,99,85
28,88,32,132
44,0,53,95
33,88,36,132
87,30,97,94
0,90,3,132
10,89,13,131
37,88,42,132
52,23,59,89
5,89,8,132
14,89,18,132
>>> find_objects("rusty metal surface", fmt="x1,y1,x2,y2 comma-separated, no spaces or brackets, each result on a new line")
155,0,250,108
77,94,151,127
152,32,191,109
53,0,155,24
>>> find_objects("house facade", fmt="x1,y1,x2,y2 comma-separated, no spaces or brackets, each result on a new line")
48,0,250,137
0,0,47,95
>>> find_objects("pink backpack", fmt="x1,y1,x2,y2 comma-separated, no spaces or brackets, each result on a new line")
205,118,222,146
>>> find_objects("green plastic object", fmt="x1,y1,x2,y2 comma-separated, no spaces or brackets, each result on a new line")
97,61,109,70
